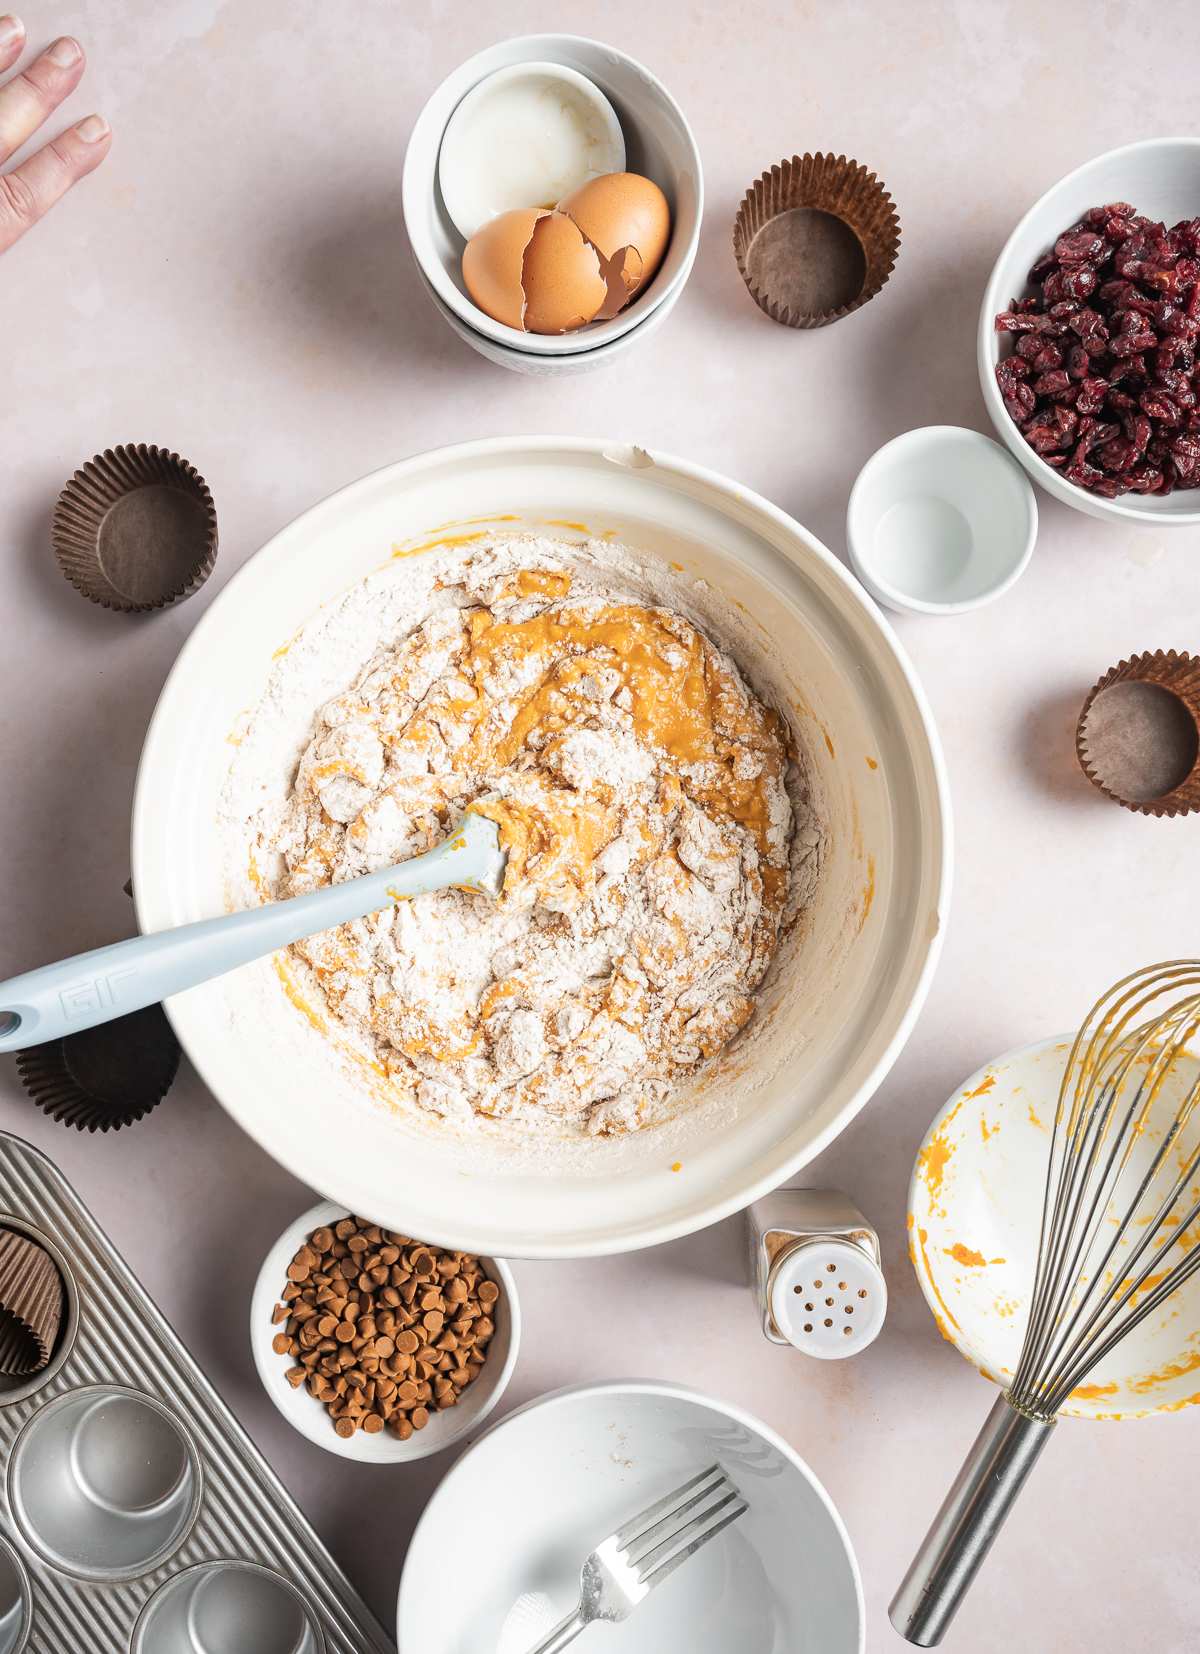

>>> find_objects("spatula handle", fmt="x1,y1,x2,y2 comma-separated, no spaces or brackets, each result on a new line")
0,815,508,1054
0,867,400,1054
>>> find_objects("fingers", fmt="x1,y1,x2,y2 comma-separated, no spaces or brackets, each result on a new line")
0,112,110,254
0,14,25,77
0,31,86,167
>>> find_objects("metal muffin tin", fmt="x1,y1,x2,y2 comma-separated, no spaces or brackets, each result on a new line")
0,1131,394,1653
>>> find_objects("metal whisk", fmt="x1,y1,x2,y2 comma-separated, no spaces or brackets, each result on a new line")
892,960,1200,1646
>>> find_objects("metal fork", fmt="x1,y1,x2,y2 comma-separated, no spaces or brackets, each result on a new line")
528,1464,748,1653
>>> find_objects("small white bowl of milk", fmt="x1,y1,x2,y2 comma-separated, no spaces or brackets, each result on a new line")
438,62,625,241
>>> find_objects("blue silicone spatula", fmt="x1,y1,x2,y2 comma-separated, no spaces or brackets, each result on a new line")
0,810,506,1054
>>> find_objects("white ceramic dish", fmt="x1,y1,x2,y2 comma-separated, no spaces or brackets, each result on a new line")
909,1035,1200,1418
437,61,625,241
250,1201,519,1462
846,426,1037,615
978,136,1200,526
132,436,951,1259
396,1379,864,1654
403,34,702,356
415,258,686,376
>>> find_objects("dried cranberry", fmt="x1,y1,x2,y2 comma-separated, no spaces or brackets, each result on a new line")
1031,343,1064,372
1069,307,1107,339
1107,354,1147,385
995,310,1039,333
1056,232,1104,264
1062,267,1099,299
1088,420,1121,448
1125,465,1164,492
1140,390,1182,424
1031,368,1069,396
1094,435,1138,470
1122,412,1152,453
1090,475,1131,497
1075,376,1109,415
1109,331,1157,357
1029,250,1058,282
1064,442,1101,485
1066,344,1090,378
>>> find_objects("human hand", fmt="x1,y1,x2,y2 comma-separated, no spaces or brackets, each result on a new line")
0,14,110,255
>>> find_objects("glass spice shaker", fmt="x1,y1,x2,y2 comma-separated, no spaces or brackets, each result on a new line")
746,1187,887,1358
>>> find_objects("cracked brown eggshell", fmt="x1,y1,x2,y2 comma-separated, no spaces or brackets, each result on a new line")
519,210,609,334
558,172,671,312
461,207,548,331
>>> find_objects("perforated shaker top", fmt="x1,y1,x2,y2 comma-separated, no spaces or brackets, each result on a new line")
769,1237,888,1358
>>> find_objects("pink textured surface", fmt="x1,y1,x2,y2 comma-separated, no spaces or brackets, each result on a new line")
2,3,1200,1647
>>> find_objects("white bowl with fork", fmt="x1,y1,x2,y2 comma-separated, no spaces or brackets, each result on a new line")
396,1378,863,1653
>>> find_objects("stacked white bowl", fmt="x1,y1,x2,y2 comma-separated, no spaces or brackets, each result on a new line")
402,35,703,375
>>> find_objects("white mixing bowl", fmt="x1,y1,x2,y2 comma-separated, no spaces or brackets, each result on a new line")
396,1380,864,1654
132,438,950,1258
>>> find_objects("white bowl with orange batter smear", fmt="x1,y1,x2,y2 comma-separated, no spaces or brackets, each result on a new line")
131,438,951,1258
910,1035,1200,1418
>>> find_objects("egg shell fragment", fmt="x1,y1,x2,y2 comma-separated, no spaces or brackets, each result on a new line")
462,207,548,331
520,211,609,335
558,172,672,313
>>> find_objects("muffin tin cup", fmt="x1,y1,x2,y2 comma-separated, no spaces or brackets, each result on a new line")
734,153,900,328
8,1386,201,1582
1076,650,1200,816
132,1561,326,1654
0,1134,392,1654
52,445,217,613
0,1536,29,1654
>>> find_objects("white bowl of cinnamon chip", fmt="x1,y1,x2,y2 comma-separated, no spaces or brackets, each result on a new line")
250,1201,520,1461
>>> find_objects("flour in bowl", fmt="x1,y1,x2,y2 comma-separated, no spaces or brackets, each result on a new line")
230,535,807,1139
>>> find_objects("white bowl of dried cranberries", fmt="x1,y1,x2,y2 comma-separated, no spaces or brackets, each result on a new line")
979,137,1200,525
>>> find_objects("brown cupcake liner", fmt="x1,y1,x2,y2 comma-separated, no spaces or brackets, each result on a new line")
16,1003,182,1133
734,153,900,328
52,443,217,613
1076,650,1200,817
0,1227,64,1374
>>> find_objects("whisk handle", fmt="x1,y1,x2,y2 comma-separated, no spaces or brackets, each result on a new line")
889,1393,1056,1646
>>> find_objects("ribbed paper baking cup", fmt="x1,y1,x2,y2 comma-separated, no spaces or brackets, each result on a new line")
1076,650,1200,817
0,1228,63,1374
52,444,217,612
733,153,900,328
15,1004,182,1133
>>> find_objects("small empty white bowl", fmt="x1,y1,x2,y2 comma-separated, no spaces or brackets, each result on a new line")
250,1200,519,1463
438,62,625,241
846,426,1037,616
